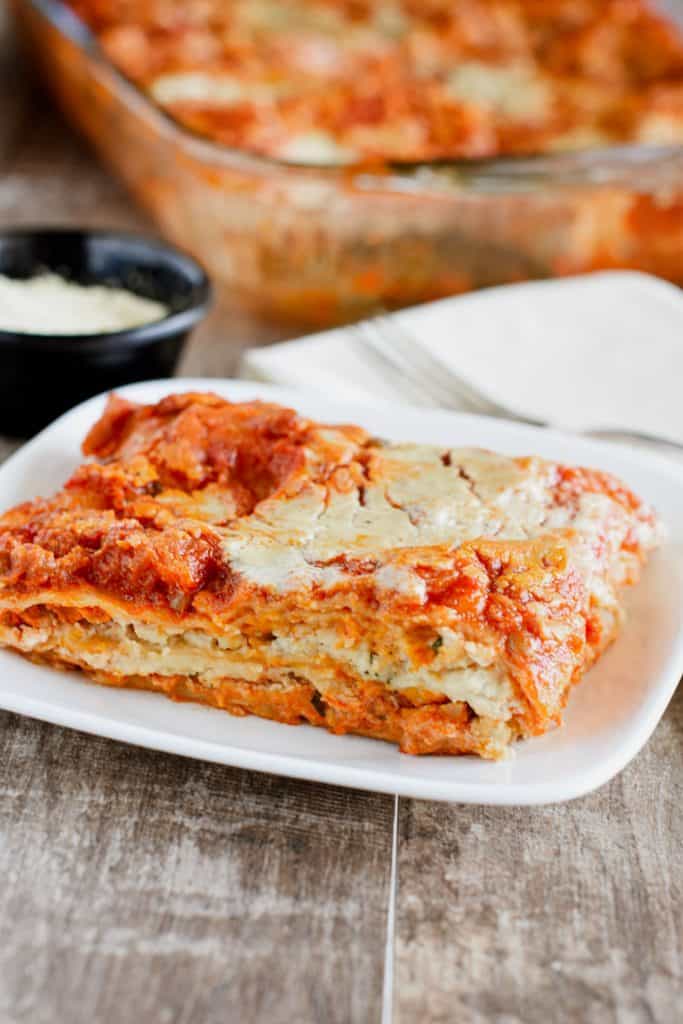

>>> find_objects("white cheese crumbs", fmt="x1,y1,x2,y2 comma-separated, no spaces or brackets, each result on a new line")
150,72,290,107
446,62,550,120
374,563,427,603
0,274,168,335
547,127,610,152
275,132,359,166
637,113,683,145
151,72,245,106
372,3,408,37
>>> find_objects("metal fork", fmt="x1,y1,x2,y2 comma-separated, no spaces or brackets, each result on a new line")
353,314,683,453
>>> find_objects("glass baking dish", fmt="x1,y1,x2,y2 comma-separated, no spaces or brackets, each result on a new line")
12,0,683,327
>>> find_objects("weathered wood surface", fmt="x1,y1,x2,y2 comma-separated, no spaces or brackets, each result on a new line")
0,716,393,1024
395,684,683,1023
1,9,682,1024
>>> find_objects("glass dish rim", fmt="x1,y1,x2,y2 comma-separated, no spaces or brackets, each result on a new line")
24,0,683,193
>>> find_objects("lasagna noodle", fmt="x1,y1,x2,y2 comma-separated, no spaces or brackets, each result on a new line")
0,391,661,758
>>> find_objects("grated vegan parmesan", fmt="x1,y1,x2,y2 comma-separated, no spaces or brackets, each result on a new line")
0,273,168,334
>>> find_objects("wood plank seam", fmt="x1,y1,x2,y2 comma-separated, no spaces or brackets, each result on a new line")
381,794,399,1024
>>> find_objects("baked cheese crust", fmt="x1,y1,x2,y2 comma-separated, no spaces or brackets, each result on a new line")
68,0,683,164
0,392,660,758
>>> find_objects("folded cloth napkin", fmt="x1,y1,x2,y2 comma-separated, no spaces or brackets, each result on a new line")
240,271,683,449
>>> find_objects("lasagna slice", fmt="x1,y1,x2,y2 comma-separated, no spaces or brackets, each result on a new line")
0,392,660,759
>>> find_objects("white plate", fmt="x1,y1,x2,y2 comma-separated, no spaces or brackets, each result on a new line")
0,379,681,805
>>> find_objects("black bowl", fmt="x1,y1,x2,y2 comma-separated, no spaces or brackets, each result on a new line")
0,228,212,437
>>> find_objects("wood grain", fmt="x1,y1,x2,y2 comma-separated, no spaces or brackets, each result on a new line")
0,714,393,1024
395,684,683,1024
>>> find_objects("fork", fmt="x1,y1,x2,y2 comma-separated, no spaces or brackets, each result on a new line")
353,314,683,453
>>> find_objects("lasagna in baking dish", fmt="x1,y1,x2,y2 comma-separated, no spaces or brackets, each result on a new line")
67,0,683,164
0,393,661,758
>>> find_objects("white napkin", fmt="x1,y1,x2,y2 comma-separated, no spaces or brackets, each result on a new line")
240,271,683,448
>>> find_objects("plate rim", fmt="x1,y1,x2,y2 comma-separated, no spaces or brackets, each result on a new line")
0,377,681,805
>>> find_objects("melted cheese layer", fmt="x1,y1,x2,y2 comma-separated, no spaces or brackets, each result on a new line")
218,444,655,615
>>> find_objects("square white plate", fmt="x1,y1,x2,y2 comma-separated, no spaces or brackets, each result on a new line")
0,379,681,805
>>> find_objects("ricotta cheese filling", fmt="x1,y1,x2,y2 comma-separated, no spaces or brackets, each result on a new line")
0,274,168,335
446,62,551,120
151,72,247,106
2,614,518,721
150,72,291,107
274,132,360,166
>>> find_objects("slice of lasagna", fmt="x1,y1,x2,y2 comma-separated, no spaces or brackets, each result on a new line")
0,392,660,758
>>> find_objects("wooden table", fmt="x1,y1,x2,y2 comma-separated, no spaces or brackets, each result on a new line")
1,16,682,1024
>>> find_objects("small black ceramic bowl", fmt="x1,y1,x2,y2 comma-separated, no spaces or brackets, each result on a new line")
0,228,212,437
